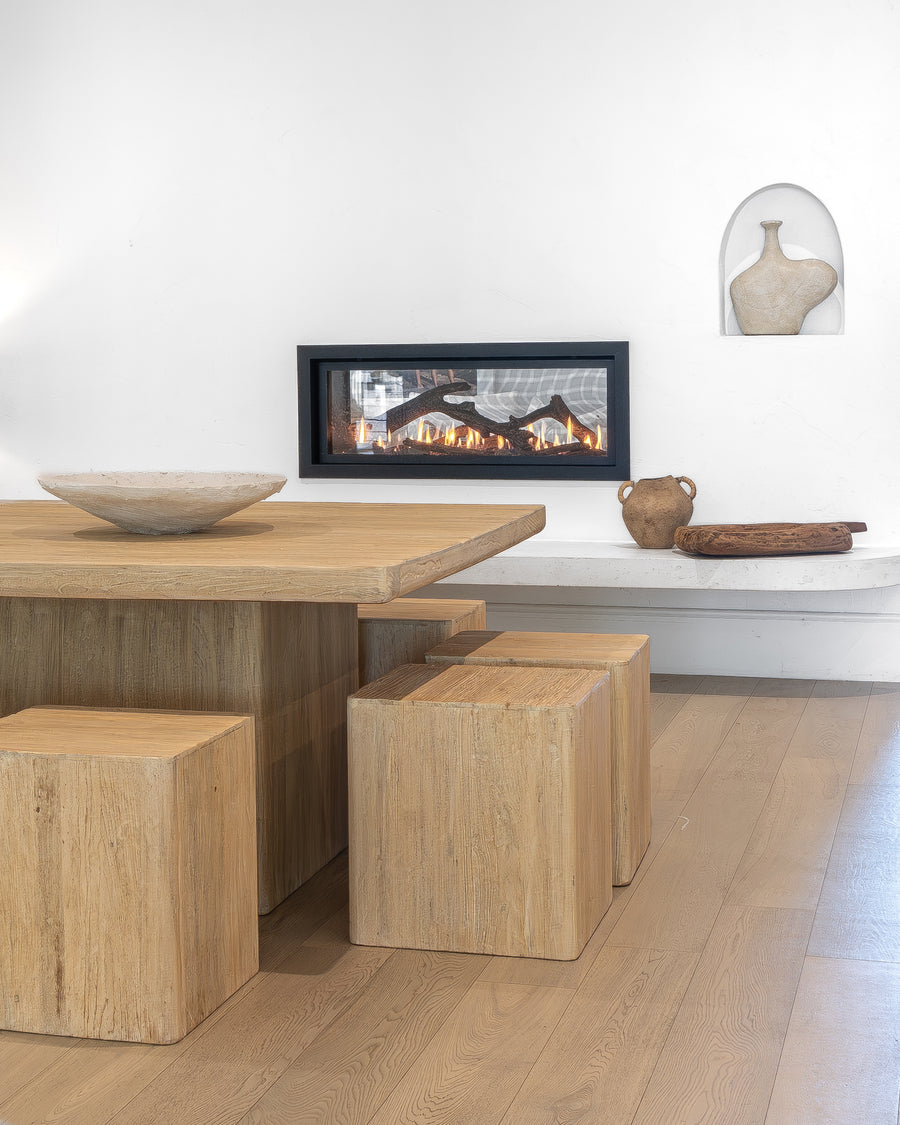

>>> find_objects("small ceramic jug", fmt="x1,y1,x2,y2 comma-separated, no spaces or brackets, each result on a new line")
618,475,696,548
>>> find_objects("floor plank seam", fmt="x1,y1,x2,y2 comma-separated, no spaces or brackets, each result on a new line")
619,948,705,1125
105,882,362,1124
648,681,699,745
492,986,582,1125
758,680,876,1125
667,682,760,809
799,681,875,968
0,1036,80,1105
623,682,820,1122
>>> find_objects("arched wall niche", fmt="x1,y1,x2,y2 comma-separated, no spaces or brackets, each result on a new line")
720,183,844,335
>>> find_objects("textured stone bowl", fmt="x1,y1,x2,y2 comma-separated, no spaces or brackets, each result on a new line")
37,471,287,535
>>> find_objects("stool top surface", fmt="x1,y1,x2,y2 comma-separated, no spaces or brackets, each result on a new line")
356,597,486,623
351,661,609,708
426,630,649,667
0,707,251,758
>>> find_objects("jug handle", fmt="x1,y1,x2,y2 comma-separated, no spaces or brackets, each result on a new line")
677,475,697,499
618,481,634,504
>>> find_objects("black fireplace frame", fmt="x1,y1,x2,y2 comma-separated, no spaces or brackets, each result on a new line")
297,341,630,480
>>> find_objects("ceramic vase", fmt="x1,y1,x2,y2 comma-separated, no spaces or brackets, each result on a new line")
730,219,837,335
618,475,696,549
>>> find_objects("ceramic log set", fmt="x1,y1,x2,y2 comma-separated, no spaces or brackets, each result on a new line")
730,220,838,335
618,475,696,548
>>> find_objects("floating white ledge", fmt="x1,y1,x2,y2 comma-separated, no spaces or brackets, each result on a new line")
441,540,900,592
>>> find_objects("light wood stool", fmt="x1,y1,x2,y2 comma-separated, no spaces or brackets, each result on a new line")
0,706,258,1044
356,598,486,685
426,630,651,886
349,662,612,960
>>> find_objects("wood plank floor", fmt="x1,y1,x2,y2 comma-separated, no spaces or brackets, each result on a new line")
2,676,898,1124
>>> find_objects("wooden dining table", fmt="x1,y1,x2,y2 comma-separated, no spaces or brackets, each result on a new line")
0,499,544,912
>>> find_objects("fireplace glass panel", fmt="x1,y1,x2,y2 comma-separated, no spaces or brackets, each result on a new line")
298,343,629,480
327,366,609,455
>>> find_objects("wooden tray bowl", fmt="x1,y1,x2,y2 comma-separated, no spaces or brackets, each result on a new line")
674,522,867,557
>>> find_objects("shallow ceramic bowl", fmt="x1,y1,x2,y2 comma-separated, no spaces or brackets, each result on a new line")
37,471,287,535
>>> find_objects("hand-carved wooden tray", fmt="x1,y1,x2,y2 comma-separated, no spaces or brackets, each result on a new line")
674,522,867,557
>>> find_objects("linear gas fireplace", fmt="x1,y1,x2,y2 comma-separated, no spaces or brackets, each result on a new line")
298,342,629,480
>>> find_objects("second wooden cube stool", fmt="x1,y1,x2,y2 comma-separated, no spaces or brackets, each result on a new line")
426,631,651,886
0,706,259,1044
349,662,612,961
356,597,486,685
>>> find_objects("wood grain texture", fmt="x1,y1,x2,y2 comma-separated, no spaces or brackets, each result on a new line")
106,934,392,1124
349,663,612,959
478,800,684,992
0,500,544,602
501,946,698,1124
0,596,357,913
1,676,896,1123
0,856,357,1124
765,956,900,1125
0,1034,213,1125
674,521,860,557
648,676,756,807
807,783,900,961
728,681,870,911
357,598,486,685
788,678,872,762
0,899,386,1125
0,708,257,1044
368,982,572,1124
257,851,351,968
631,904,813,1125
0,1030,79,1104
650,689,695,742
608,682,810,953
425,630,651,886
728,757,849,911
850,682,900,789
239,950,488,1125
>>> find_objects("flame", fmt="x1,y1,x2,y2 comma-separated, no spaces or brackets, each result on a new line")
363,412,607,455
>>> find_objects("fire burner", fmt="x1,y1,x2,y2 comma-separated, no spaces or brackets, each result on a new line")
298,342,629,480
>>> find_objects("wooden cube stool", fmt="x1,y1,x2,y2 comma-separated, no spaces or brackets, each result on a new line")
426,631,651,886
0,707,259,1044
356,597,486,685
349,662,612,960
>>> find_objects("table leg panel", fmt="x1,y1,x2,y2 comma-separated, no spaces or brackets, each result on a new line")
0,597,357,913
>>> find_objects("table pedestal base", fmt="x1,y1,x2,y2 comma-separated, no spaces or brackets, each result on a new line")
0,597,357,914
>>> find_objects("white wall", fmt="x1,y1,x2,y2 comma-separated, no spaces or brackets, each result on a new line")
1,0,898,674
